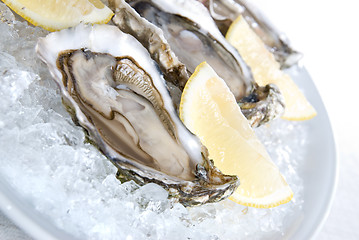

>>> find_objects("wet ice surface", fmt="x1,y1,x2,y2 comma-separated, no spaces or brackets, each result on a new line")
0,3,306,240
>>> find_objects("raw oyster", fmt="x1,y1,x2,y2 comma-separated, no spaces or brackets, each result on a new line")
109,0,284,127
197,0,302,68
36,24,239,206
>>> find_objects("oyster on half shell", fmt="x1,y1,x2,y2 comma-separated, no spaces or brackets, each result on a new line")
36,24,239,206
109,0,285,127
197,0,302,69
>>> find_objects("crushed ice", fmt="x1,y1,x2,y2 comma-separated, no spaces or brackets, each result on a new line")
0,3,306,239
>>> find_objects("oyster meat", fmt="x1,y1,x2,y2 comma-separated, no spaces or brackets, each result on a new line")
36,24,239,206
109,0,285,127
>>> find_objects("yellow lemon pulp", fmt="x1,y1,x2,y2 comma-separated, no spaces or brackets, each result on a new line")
2,0,113,31
226,15,316,120
180,62,293,208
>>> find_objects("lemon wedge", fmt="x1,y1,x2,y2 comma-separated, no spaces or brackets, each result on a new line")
180,62,293,208
226,15,316,120
1,0,113,31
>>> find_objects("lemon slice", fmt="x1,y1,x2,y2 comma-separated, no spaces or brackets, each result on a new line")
180,62,293,208
226,15,316,120
2,0,113,31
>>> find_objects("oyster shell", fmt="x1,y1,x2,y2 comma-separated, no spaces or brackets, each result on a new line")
36,24,239,206
197,0,302,68
109,0,284,127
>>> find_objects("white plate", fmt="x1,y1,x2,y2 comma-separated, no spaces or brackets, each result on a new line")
279,67,338,239
0,65,337,240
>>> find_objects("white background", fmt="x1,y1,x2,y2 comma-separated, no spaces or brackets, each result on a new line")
1,0,359,239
